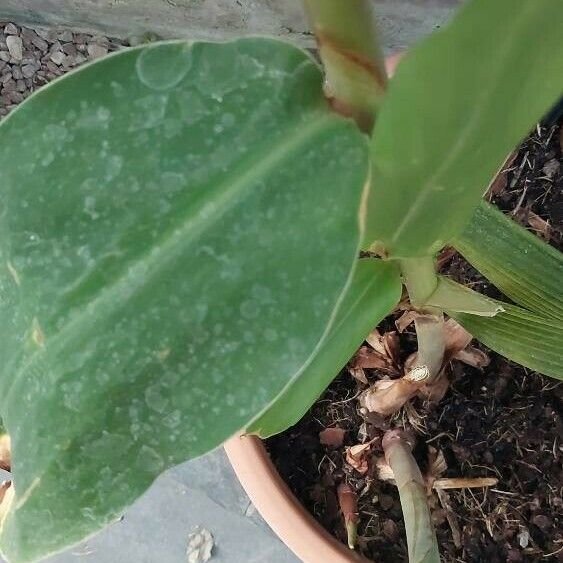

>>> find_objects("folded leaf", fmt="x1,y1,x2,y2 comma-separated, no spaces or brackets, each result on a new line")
364,0,563,257
0,39,371,562
427,276,503,316
249,259,401,438
449,304,563,381
454,201,563,321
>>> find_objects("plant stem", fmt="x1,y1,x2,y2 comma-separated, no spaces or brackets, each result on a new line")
302,0,387,132
413,314,445,380
400,257,445,380
382,430,440,563
399,257,438,309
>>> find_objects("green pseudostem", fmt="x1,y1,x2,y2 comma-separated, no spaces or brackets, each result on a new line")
306,0,446,382
400,257,445,381
304,3,444,560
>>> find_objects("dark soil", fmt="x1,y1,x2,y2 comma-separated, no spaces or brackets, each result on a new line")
267,119,563,562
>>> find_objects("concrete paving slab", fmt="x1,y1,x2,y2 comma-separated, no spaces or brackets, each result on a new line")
0,0,463,53
2,451,298,563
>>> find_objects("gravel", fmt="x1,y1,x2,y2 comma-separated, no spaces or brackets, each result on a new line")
0,21,125,118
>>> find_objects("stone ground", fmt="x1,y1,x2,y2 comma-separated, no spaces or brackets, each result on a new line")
0,21,297,563
0,22,124,117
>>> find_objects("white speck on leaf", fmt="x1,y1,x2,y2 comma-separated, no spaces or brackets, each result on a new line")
84,196,99,220
186,526,214,563
97,107,110,121
31,318,45,347
6,261,20,286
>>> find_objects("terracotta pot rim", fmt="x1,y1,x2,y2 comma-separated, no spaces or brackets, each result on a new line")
224,434,370,563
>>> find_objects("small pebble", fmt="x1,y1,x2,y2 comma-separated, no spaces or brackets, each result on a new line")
4,23,18,35
49,40,63,53
6,35,23,61
57,30,74,42
87,43,108,59
21,64,36,78
8,90,23,103
49,51,66,66
33,28,52,41
62,43,77,56
31,34,48,52
45,61,62,74
517,528,530,548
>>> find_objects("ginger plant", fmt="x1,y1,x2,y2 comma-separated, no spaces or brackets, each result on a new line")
0,0,561,562
303,2,561,560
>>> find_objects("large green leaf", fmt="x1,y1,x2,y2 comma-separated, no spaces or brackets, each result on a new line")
450,303,563,381
454,201,563,321
363,0,563,257
249,259,401,438
0,39,371,562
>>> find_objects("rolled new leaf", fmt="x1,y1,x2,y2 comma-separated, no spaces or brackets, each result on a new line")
449,303,563,380
337,483,359,549
382,430,440,563
454,201,563,321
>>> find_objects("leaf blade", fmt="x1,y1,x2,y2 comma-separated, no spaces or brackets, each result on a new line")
0,39,370,562
450,303,563,381
364,0,563,257
454,201,563,321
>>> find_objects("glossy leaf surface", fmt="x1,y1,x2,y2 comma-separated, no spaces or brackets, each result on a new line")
0,39,370,561
454,201,563,321
364,0,563,257
249,259,401,437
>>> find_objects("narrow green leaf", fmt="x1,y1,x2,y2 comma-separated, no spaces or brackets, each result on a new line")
454,201,563,321
450,304,563,381
427,276,503,316
249,259,401,438
0,39,371,562
364,0,563,257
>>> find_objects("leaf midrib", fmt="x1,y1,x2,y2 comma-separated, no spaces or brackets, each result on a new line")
4,112,337,409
